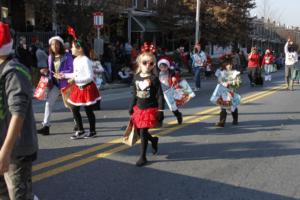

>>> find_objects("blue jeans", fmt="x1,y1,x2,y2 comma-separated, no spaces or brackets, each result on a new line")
104,62,112,82
193,67,201,88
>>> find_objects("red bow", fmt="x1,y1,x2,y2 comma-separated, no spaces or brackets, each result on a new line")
67,25,77,40
140,42,156,54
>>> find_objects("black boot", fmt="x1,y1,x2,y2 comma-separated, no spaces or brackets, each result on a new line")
152,137,159,155
216,110,227,127
173,110,183,125
136,156,148,167
136,129,148,167
37,126,50,135
232,109,238,125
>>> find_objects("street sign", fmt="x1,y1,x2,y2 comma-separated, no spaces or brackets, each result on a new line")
93,12,104,28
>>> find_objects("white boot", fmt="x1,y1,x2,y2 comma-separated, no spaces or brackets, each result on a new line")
269,75,272,81
265,75,268,81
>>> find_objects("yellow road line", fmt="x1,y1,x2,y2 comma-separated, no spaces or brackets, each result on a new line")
33,145,128,182
33,139,121,171
32,85,284,182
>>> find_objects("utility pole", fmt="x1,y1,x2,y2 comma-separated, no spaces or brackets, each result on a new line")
52,0,57,34
195,0,201,44
128,8,132,43
0,0,2,21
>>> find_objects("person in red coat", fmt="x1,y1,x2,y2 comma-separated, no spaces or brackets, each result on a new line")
247,47,260,86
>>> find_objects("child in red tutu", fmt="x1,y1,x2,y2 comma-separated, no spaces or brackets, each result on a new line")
129,50,164,167
66,39,101,139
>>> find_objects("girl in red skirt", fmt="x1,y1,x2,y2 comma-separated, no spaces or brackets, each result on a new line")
66,39,101,139
129,50,164,166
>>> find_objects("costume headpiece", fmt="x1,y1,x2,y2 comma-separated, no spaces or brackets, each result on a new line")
67,25,82,48
140,42,157,54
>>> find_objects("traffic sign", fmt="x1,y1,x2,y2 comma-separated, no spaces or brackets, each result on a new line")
93,12,104,28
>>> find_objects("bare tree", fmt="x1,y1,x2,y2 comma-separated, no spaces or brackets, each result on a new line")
257,0,285,23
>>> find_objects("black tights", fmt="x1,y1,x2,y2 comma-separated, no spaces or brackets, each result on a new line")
71,105,95,132
137,128,155,158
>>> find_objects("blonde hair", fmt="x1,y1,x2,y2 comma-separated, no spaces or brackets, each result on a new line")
135,52,157,75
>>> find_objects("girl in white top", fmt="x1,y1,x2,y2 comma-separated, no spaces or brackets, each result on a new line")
66,39,101,139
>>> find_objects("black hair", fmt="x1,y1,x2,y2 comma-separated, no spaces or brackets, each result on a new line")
288,44,295,52
72,39,90,58
48,40,65,58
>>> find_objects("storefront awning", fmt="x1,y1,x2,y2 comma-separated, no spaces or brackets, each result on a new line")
131,16,160,33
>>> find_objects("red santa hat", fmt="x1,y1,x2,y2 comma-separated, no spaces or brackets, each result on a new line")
0,22,13,56
158,58,170,69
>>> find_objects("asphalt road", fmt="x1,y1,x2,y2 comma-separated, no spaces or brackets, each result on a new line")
32,69,300,200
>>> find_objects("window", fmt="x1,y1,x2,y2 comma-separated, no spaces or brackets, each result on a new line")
132,0,138,8
144,0,149,9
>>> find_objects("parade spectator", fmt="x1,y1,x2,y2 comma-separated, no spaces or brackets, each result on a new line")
37,36,74,135
130,43,139,71
232,49,241,72
114,42,126,80
90,49,106,89
284,38,298,90
0,21,38,200
102,43,113,82
35,41,48,86
67,39,101,139
172,47,183,70
118,66,133,85
129,50,164,167
205,54,213,79
64,42,71,53
239,50,247,73
15,36,34,71
275,53,284,69
191,43,207,91
247,47,260,87
124,40,133,65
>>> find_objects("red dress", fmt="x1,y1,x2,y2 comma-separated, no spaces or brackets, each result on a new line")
132,105,158,128
68,81,101,106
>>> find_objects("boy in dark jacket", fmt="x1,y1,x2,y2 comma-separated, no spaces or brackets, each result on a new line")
0,21,38,200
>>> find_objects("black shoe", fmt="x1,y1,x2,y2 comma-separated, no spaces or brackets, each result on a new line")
176,112,183,125
215,121,225,127
37,126,49,135
152,137,159,155
156,121,163,128
232,121,238,125
70,130,85,140
136,157,147,167
84,131,96,139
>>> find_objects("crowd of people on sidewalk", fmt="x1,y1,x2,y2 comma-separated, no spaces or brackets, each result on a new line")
1,19,299,199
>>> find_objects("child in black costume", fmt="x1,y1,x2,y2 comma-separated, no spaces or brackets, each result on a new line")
129,51,164,167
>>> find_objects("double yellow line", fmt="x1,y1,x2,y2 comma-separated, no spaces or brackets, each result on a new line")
32,84,285,183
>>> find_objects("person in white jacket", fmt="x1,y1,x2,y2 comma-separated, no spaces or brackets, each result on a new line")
284,38,298,90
